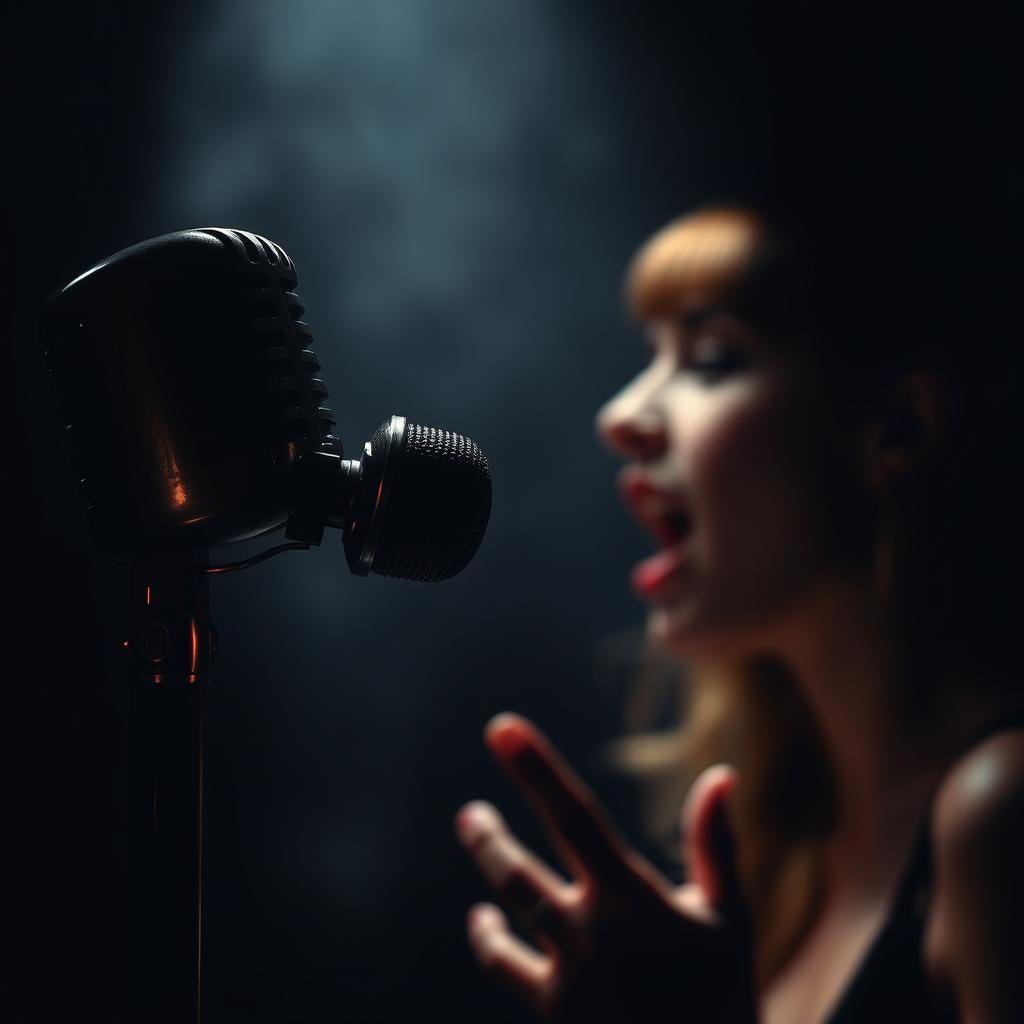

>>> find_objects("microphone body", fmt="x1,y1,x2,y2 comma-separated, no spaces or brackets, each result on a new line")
41,227,492,581
41,228,335,556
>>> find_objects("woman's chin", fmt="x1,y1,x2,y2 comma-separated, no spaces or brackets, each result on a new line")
646,602,740,661
646,603,701,656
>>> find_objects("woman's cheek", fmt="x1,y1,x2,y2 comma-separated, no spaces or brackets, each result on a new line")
689,385,831,585
684,384,788,508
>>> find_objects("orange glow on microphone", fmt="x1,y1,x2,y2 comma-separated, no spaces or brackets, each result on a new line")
158,433,188,510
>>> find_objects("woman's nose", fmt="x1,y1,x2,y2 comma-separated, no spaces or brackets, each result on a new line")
595,401,667,462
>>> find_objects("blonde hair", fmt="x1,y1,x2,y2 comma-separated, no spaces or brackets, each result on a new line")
603,650,835,986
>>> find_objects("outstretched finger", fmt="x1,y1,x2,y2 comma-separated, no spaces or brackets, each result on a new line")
456,800,575,948
681,765,749,933
484,713,634,885
467,903,553,1013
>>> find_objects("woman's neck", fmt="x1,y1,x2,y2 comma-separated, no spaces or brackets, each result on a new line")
765,574,1008,877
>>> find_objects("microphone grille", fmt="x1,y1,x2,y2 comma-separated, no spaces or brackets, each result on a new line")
373,423,492,582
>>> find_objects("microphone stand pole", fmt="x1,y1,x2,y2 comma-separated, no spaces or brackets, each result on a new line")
125,545,215,1024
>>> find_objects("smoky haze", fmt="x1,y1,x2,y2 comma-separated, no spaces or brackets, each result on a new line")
156,10,663,1017
14,2,771,1020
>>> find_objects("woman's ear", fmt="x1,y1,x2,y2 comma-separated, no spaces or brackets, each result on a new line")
862,370,951,494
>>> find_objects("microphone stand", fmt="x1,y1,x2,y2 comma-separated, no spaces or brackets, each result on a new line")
125,545,214,1024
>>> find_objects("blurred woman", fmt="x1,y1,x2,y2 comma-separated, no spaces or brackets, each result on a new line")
454,203,1023,1023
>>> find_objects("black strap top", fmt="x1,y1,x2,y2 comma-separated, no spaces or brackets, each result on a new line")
824,710,1024,1024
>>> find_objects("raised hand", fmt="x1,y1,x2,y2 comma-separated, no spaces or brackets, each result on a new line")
455,712,759,1024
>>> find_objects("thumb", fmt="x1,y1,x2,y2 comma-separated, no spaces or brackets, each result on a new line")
681,765,748,931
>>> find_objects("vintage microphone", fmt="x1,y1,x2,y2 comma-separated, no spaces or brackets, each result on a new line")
39,228,492,1022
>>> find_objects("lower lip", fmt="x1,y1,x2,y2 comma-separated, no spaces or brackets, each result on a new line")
630,540,691,597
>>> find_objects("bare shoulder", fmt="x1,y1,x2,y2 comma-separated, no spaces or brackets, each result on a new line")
931,725,1024,851
925,724,1024,1023
933,725,1024,830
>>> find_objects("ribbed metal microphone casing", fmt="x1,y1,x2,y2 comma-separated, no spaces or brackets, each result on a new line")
39,228,336,555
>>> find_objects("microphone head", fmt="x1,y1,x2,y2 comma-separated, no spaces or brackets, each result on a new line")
344,417,491,582
39,228,336,555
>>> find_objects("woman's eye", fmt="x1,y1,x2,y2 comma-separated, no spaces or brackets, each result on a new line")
679,333,750,379
640,331,749,381
684,352,747,381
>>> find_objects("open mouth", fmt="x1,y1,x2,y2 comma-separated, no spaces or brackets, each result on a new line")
616,468,694,597
651,510,692,550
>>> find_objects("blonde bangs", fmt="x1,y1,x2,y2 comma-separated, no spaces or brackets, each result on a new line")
626,207,764,320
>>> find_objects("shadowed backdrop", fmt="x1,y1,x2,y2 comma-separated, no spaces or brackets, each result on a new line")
11,3,1013,1021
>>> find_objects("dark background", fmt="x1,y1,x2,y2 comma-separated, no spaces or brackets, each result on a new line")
7,3,1015,1021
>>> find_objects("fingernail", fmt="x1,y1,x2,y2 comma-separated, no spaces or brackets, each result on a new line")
467,902,499,935
455,801,494,846
486,715,530,760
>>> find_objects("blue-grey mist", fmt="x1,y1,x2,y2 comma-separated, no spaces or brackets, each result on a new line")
135,2,758,1018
